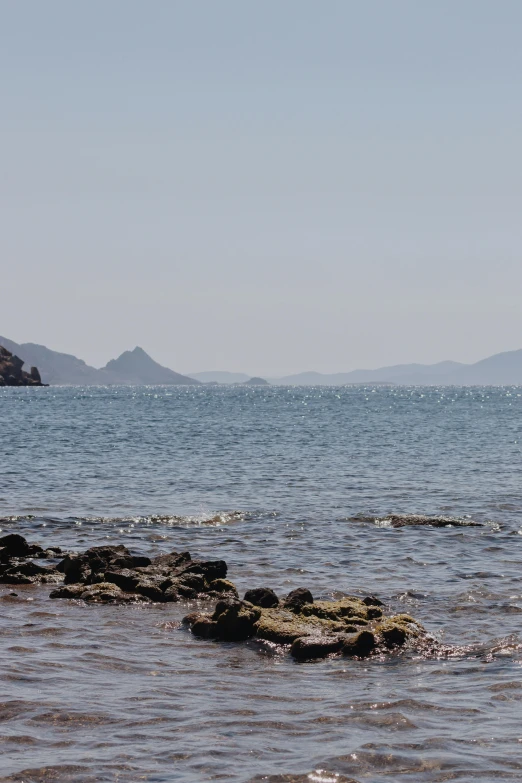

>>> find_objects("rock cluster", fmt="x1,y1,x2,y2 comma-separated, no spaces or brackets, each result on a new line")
0,533,64,584
49,544,236,604
0,534,428,661
184,586,425,660
0,535,235,603
0,345,46,386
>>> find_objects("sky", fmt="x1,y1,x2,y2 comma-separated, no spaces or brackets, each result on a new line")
2,1,522,376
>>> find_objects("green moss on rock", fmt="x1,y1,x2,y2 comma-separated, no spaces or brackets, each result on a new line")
184,590,427,661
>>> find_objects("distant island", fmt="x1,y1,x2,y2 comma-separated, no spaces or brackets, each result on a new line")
4,334,522,386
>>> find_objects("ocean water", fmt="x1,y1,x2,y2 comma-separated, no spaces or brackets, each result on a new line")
1,384,522,783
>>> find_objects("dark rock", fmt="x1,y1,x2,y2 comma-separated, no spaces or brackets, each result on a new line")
181,611,202,626
353,513,483,528
78,582,151,604
59,545,139,585
362,595,384,607
151,551,191,568
0,535,65,584
290,635,344,660
283,588,314,612
381,624,407,648
244,587,279,608
52,543,230,604
61,555,91,584
111,554,152,569
30,366,42,383
134,580,164,602
163,584,181,602
177,583,197,598
104,569,139,592
50,584,86,599
182,559,227,581
43,547,63,558
209,578,238,597
212,598,261,642
0,345,46,386
191,616,220,638
342,630,376,657
178,573,206,593
85,544,132,561
0,561,62,585
0,534,31,558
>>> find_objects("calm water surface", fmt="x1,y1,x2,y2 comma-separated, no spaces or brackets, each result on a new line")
1,385,522,782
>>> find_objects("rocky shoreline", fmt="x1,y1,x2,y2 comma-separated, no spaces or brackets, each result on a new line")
0,345,46,386
1,532,431,661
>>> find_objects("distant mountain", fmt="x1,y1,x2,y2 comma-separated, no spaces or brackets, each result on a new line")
189,371,251,384
243,376,269,385
448,349,522,385
101,346,197,385
0,336,106,385
4,334,522,386
270,354,522,385
0,337,198,386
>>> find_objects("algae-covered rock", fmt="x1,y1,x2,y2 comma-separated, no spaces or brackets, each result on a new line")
213,597,261,641
290,635,344,660
374,614,423,648
185,590,427,662
342,630,376,657
253,606,317,644
299,596,374,623
191,616,220,638
210,578,239,597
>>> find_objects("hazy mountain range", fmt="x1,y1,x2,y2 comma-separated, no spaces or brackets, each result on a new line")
192,352,522,386
3,335,522,386
0,337,198,386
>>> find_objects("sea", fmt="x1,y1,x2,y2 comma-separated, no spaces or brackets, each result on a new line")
1,384,522,783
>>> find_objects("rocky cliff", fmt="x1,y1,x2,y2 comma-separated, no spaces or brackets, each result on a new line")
0,345,46,386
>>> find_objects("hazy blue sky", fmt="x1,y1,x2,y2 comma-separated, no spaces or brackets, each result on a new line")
2,1,522,375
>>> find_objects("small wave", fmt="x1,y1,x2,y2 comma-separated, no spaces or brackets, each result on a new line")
250,772,359,783
0,511,249,528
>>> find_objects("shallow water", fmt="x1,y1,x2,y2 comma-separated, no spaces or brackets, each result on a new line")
1,385,522,782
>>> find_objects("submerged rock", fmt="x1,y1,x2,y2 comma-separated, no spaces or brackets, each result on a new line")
290,635,344,660
0,560,62,585
351,513,483,528
50,582,152,603
185,588,425,660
